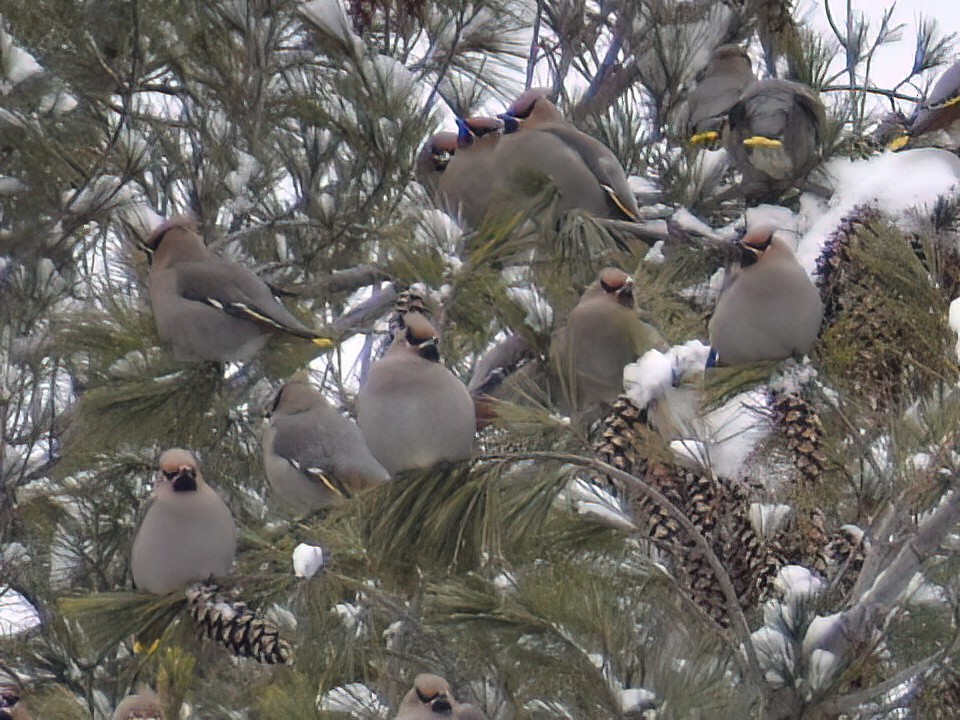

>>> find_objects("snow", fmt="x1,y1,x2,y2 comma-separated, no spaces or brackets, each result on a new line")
796,149,960,276
622,341,710,410
643,240,665,263
802,612,844,656
0,29,44,91
0,587,41,636
774,565,824,600
300,0,364,55
568,477,636,531
317,683,389,718
949,297,960,361
292,542,326,578
505,285,553,332
672,208,718,240
750,503,793,538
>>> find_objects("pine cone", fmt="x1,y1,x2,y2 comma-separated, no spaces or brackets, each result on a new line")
186,581,293,665
594,396,650,480
821,524,866,596
771,391,826,489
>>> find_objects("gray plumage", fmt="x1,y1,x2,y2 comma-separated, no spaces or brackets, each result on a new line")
357,312,475,475
145,216,332,362
395,675,485,720
708,227,823,366
437,117,503,228
552,267,665,418
131,448,237,595
263,373,390,510
723,78,825,196
685,45,755,144
497,91,641,222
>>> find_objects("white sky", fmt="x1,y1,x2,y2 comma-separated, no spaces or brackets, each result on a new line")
802,0,960,103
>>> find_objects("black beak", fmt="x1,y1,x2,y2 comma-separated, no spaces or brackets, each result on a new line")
165,467,198,492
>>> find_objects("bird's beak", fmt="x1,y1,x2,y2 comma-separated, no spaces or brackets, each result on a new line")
165,466,198,492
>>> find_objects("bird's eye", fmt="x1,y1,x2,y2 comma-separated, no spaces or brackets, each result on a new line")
163,470,178,480
416,689,436,704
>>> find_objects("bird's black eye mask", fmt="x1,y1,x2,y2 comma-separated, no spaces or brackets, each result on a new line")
416,689,438,703
163,468,198,492
138,226,173,265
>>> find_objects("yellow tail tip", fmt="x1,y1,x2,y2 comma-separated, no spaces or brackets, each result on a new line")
689,130,720,146
743,136,783,149
133,639,160,655
312,337,336,349
887,135,909,151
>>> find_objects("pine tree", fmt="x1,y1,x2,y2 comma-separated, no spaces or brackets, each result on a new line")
2,1,960,718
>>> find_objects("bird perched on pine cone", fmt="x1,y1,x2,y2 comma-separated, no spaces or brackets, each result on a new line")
142,215,334,362
131,448,237,594
708,225,822,366
552,267,665,425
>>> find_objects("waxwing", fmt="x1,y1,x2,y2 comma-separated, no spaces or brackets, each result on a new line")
395,675,485,720
551,268,665,419
143,216,334,362
685,45,755,148
356,312,475,475
496,90,642,222
416,131,458,195
708,226,823,366
263,372,390,510
723,78,825,197
131,449,237,594
112,687,164,720
437,117,504,228
891,59,960,150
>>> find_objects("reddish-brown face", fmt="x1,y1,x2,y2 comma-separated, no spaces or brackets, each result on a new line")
598,267,634,305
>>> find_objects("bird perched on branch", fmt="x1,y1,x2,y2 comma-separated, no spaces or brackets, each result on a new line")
357,311,475,474
395,675,485,720
263,372,390,510
496,89,642,222
723,78,826,199
890,59,960,150
142,216,334,362
131,448,237,594
708,226,822,366
685,44,755,149
437,116,504,228
552,267,665,424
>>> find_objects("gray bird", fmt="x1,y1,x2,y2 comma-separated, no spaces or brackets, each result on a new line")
131,448,237,595
723,78,826,197
112,687,164,720
891,59,960,150
708,226,823,366
395,675,485,720
551,268,665,420
685,45,755,148
144,216,334,362
357,312,475,474
263,372,390,510
416,131,458,195
437,117,504,228
496,90,642,222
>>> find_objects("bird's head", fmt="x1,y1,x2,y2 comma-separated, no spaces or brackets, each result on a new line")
737,225,776,267
413,675,454,715
158,448,200,493
598,267,635,306
426,132,458,171
455,116,502,148
403,312,441,363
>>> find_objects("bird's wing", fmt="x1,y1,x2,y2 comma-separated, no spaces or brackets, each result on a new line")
173,260,319,339
270,413,352,499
